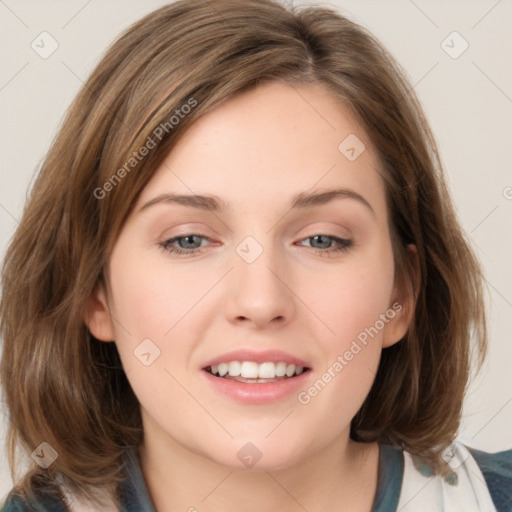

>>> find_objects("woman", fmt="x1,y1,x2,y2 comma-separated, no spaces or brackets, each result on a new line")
1,1,510,510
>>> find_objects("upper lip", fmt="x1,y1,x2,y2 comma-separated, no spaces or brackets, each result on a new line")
202,349,311,369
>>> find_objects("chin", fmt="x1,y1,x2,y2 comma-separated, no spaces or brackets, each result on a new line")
201,436,310,472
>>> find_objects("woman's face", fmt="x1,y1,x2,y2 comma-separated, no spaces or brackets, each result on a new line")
89,81,412,470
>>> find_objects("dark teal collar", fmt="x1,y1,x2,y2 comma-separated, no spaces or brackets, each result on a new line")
120,443,404,512
371,444,403,511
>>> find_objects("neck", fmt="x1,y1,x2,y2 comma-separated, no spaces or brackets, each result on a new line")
138,419,380,512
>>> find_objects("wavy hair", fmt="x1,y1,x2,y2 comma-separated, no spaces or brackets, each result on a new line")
1,0,487,505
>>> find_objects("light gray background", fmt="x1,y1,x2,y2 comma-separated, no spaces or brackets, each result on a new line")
1,0,511,500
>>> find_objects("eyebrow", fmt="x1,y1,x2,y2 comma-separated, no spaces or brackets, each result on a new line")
138,188,375,217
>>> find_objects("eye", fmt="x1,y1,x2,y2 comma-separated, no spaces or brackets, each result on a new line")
298,235,352,256
160,234,211,257
159,233,353,258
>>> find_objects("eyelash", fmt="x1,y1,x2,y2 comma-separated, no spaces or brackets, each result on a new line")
159,234,353,258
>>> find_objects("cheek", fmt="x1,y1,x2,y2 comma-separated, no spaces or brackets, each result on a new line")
304,245,395,352
295,241,395,419
107,248,218,339
106,247,222,404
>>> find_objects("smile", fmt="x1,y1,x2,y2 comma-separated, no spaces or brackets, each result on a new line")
205,361,310,383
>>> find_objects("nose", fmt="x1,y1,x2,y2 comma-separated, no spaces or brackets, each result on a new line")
224,246,295,330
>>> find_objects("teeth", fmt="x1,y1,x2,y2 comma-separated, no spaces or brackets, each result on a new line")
258,362,276,379
240,361,259,379
228,361,241,377
285,364,296,377
275,362,287,377
218,363,228,377
207,361,307,379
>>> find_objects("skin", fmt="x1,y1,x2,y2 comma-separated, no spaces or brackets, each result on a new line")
85,81,418,511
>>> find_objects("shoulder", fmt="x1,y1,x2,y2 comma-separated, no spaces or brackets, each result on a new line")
0,492,29,512
396,441,512,512
1,451,136,512
468,445,512,512
1,482,121,512
1,487,69,512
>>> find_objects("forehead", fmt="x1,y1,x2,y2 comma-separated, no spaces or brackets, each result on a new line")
136,81,386,218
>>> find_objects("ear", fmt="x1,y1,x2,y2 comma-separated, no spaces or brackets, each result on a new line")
382,244,420,348
82,281,115,342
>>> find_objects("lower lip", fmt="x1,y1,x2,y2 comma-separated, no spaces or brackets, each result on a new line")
201,369,311,404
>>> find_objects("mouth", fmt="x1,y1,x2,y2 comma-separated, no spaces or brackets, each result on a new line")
201,351,312,403
203,361,311,384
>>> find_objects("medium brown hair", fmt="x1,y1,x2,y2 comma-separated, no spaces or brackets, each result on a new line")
1,0,487,505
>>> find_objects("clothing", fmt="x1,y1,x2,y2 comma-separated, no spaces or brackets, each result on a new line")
2,441,511,511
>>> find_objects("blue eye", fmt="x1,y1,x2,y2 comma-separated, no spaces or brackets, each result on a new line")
159,234,352,257
160,234,210,256
298,235,353,255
